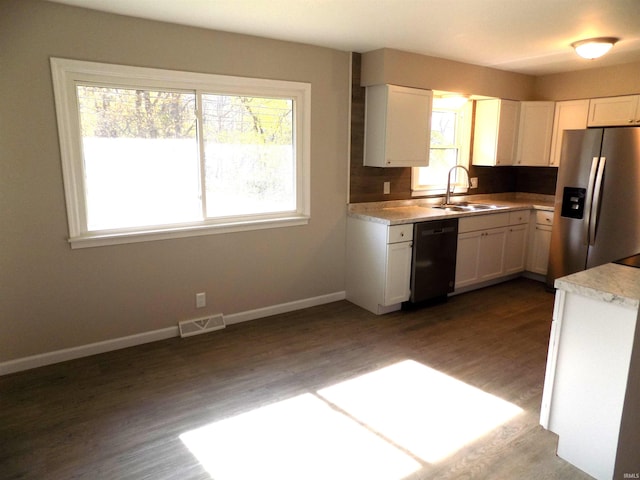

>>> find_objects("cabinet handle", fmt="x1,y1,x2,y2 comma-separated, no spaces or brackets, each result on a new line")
400,232,404,237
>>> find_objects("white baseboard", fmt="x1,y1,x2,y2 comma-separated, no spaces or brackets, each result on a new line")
0,291,346,376
224,291,346,325
0,326,179,377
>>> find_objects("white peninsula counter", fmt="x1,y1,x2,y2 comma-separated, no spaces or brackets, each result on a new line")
540,262,640,480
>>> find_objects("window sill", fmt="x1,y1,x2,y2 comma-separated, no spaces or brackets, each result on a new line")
69,215,310,249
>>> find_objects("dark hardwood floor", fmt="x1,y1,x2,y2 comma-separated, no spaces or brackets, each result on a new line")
0,278,592,479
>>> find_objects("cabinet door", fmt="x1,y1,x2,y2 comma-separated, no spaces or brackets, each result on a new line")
515,101,555,166
495,100,520,166
386,86,432,167
548,100,589,167
472,99,518,166
384,241,412,305
477,227,507,281
529,224,552,275
455,231,481,288
588,95,640,127
364,85,432,167
504,224,528,274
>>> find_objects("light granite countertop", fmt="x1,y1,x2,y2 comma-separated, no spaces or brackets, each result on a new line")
555,263,640,309
348,193,555,225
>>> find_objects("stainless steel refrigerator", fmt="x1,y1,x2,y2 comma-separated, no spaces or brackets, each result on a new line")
547,127,640,289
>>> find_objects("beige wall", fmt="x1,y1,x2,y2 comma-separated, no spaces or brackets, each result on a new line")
0,0,350,363
535,61,640,100
361,48,536,100
362,48,640,103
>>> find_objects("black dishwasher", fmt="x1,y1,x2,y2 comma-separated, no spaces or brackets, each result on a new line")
409,218,458,304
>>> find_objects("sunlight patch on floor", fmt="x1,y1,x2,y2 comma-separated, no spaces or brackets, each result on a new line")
318,360,523,463
180,359,523,479
179,392,421,480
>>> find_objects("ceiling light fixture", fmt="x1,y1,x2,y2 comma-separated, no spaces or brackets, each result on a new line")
571,37,619,60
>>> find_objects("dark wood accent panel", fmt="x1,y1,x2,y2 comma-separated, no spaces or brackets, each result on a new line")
349,53,413,203
468,165,516,194
0,279,590,479
515,166,558,195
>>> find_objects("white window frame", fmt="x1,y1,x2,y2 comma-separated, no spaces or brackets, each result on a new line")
50,58,311,249
411,100,472,196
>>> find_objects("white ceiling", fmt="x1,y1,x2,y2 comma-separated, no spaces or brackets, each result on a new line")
48,0,640,75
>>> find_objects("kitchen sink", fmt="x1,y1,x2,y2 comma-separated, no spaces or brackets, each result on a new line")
433,202,506,212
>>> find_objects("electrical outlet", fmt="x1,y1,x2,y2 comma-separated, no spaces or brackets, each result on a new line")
383,181,390,194
196,292,206,308
470,177,478,189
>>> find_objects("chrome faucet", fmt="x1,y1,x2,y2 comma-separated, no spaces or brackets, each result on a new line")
443,165,472,206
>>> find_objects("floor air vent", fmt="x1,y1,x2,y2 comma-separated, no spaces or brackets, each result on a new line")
179,314,225,338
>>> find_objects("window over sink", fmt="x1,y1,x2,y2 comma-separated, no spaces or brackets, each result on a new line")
411,92,472,196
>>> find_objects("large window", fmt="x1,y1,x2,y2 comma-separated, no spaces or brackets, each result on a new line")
411,95,472,195
51,58,310,248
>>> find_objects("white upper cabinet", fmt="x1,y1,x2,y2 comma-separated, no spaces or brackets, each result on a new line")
587,95,640,127
548,100,589,167
364,84,433,167
472,99,519,166
514,101,555,166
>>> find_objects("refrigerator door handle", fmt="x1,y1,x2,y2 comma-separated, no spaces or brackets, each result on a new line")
583,157,600,245
589,157,606,246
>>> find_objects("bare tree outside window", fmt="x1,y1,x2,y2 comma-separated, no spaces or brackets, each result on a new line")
77,86,296,230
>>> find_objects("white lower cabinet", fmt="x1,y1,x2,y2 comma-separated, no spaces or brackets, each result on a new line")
384,240,413,306
455,231,483,288
456,228,507,288
346,217,413,314
455,210,529,290
347,208,543,312
526,210,554,275
504,223,528,274
478,227,508,281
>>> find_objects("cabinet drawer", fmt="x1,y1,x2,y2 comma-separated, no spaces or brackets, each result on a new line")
535,210,554,225
387,224,413,243
459,212,509,233
509,210,530,225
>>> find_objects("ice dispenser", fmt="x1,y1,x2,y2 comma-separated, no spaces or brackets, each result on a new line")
560,187,586,219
